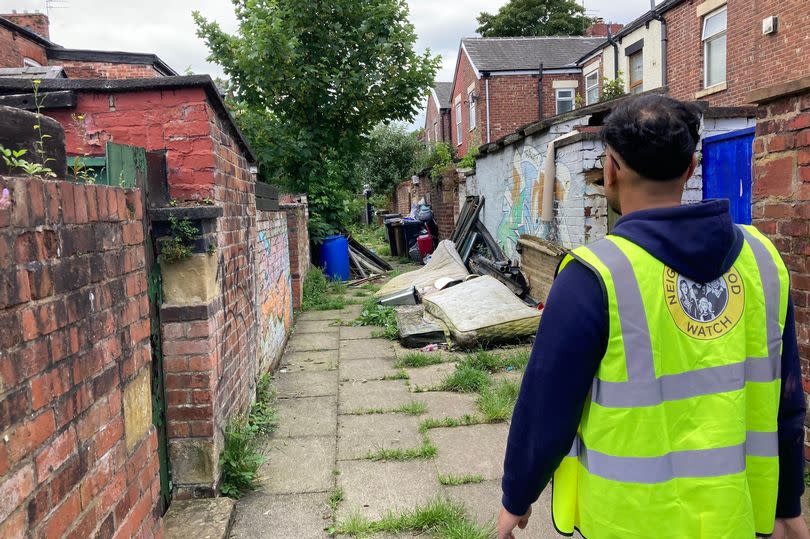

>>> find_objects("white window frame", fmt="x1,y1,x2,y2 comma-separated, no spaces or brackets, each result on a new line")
585,71,599,105
433,121,439,144
23,57,41,68
702,6,727,89
455,101,463,146
555,89,575,115
468,92,476,131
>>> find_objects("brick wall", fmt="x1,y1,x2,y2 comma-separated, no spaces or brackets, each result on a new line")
0,23,47,68
255,211,293,374
1,13,50,40
450,50,481,157
666,0,810,106
392,172,460,240
281,199,310,311
53,61,164,80
0,176,162,538
750,86,810,458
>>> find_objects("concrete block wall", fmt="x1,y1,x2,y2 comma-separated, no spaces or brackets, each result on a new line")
256,211,293,374
750,87,810,458
0,176,162,538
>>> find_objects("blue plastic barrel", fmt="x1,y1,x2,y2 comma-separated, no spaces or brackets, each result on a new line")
320,235,350,281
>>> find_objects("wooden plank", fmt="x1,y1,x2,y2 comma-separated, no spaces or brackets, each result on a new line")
0,90,76,110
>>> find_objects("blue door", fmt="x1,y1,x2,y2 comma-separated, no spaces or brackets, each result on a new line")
702,127,755,224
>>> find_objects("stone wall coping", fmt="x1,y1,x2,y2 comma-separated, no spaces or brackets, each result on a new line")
149,205,223,222
747,75,810,105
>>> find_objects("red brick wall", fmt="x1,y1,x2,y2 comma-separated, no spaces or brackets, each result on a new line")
47,89,216,201
0,24,47,68
585,22,623,37
392,172,460,240
1,14,50,40
450,50,482,157
54,61,164,80
0,176,162,538
542,75,584,118
750,87,810,456
666,0,810,106
281,200,310,310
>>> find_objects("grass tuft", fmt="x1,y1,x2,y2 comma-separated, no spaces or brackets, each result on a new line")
348,401,427,416
395,353,444,369
328,486,345,514
439,364,491,393
477,380,520,423
419,415,481,433
365,438,437,461
382,369,409,381
354,297,398,340
302,267,347,311
438,474,485,486
336,497,468,536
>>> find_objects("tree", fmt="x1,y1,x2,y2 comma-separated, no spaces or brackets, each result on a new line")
477,0,592,38
193,1,439,236
358,124,426,196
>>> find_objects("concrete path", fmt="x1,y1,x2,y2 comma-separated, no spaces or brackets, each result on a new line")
228,307,559,539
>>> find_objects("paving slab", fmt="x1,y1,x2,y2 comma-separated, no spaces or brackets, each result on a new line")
339,380,414,414
286,332,340,352
405,363,457,391
340,338,396,360
337,414,423,460
299,309,347,321
165,498,235,539
340,326,378,340
336,460,441,521
431,424,509,480
413,391,479,420
275,396,337,438
442,480,557,538
280,350,337,373
339,357,399,382
275,370,338,399
259,436,336,494
295,320,341,335
337,304,364,319
229,492,332,538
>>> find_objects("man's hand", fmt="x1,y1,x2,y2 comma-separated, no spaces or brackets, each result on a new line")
773,517,810,539
496,506,532,539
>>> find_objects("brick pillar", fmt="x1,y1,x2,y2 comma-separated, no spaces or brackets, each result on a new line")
750,79,810,458
281,199,310,311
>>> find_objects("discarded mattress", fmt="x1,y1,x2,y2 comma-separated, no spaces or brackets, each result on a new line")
423,276,541,348
376,240,469,299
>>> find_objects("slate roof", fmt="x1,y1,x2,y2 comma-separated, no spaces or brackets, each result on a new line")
462,37,606,72
433,82,453,108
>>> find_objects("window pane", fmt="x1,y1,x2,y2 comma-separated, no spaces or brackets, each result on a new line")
455,103,462,144
557,89,574,98
705,34,727,87
629,52,643,84
586,72,598,87
703,8,727,39
557,97,574,114
587,86,599,105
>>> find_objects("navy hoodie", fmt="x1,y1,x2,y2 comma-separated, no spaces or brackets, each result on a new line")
502,200,807,519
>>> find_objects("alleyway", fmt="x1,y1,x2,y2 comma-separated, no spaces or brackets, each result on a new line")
227,300,558,538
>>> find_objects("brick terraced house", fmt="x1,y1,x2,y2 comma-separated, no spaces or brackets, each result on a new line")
424,81,452,145
0,12,178,79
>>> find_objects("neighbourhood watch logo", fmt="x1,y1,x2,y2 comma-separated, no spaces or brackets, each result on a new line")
663,266,745,340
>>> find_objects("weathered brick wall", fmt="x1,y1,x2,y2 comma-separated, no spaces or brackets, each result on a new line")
0,176,162,538
281,199,310,311
48,89,216,202
0,23,47,68
256,210,293,373
450,50,481,158
750,87,810,458
392,173,460,240
54,61,164,80
666,0,810,106
1,13,50,40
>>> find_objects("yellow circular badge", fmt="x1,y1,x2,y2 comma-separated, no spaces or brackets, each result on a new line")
663,266,744,340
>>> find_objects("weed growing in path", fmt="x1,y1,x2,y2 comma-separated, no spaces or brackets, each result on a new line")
382,369,409,381
354,297,398,339
439,364,491,393
418,415,481,433
348,401,427,416
328,486,345,513
477,380,520,423
395,353,444,368
438,474,485,486
303,268,348,311
365,438,437,461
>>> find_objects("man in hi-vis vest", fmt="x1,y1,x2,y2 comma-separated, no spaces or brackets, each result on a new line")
497,95,808,539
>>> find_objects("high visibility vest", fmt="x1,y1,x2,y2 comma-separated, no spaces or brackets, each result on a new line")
551,225,789,539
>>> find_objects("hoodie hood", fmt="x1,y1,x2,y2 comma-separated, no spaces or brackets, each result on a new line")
611,199,744,284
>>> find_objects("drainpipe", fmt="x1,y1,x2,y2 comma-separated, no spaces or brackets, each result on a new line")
652,0,668,88
538,62,544,121
607,28,619,79
484,72,492,143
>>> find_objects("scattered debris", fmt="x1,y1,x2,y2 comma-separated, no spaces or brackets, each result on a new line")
516,234,568,304
395,305,448,348
346,235,392,280
379,287,419,307
376,240,469,299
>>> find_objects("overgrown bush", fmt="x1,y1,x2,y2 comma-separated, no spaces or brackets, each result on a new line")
302,267,347,311
600,71,627,102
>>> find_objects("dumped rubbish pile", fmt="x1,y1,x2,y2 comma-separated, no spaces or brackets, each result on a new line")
347,236,392,283
374,196,542,350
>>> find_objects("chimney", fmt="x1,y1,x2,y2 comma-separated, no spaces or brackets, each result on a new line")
585,19,624,38
2,11,50,40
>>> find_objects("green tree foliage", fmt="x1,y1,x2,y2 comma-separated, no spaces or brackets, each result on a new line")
358,124,426,196
193,1,440,237
477,0,592,37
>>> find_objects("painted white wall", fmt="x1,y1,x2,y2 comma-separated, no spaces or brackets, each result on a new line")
600,19,663,93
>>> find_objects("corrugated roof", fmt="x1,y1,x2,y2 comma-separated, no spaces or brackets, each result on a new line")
462,37,606,71
433,82,453,108
0,66,65,79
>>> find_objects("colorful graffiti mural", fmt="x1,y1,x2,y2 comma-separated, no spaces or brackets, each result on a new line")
256,216,293,371
496,145,571,255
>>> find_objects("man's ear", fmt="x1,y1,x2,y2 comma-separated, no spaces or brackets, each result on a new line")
685,154,698,181
604,152,617,188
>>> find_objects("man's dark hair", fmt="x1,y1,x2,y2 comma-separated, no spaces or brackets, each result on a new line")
601,95,702,181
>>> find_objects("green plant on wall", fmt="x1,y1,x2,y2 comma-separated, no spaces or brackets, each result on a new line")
0,146,56,177
600,71,627,102
160,216,199,265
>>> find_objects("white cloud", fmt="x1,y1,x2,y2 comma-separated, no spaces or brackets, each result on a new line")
0,0,657,128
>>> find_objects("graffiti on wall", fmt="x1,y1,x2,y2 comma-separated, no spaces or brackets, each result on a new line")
256,219,293,371
496,145,571,255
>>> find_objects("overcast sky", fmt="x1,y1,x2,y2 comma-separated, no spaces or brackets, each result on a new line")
1,0,659,125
